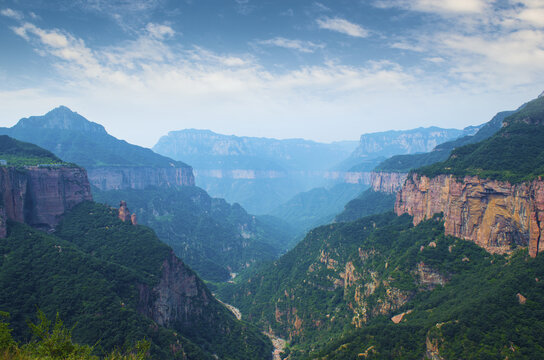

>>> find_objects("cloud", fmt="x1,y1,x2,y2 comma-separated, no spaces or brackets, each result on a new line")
316,17,368,38
390,42,425,52
374,0,491,15
1,8,24,20
145,23,175,39
235,0,255,15
257,37,325,53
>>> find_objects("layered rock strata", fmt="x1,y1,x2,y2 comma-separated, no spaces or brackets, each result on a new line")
395,174,544,257
0,166,93,236
88,166,195,190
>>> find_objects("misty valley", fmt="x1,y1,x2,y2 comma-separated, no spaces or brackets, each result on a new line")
1,1,544,359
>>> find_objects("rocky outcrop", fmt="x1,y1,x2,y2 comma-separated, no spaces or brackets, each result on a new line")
138,252,211,327
370,171,408,193
88,166,194,190
396,174,544,256
118,201,137,225
0,166,92,236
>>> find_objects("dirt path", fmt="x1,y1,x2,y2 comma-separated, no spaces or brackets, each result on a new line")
215,297,242,320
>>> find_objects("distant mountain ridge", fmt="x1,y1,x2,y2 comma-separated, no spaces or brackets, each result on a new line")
15,106,107,134
153,129,358,213
340,125,479,172
0,106,195,190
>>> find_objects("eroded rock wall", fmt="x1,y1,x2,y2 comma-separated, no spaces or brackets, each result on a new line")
395,174,544,256
0,166,92,236
87,166,195,190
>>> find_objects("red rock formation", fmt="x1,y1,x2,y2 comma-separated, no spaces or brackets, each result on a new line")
0,166,92,236
87,166,195,191
118,201,130,222
396,174,544,256
118,201,137,225
370,171,408,193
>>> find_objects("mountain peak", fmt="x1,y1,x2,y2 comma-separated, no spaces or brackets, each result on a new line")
14,106,107,134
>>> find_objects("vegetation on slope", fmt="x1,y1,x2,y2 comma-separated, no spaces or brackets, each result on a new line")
0,135,68,167
218,212,544,359
374,110,514,173
0,107,189,168
92,186,291,282
268,183,369,239
0,202,272,359
335,189,396,223
418,96,544,183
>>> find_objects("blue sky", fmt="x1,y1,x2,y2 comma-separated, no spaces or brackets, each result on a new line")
1,0,543,147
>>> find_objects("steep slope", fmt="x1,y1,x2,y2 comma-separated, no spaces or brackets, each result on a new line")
219,213,544,359
153,129,358,214
93,186,293,282
396,95,544,257
0,202,272,359
0,106,195,190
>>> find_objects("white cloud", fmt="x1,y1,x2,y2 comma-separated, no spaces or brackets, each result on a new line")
374,0,491,15
1,8,23,20
257,37,325,53
316,17,368,38
145,23,175,40
390,42,424,52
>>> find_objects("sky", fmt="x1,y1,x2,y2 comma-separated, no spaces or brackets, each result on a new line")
0,0,543,147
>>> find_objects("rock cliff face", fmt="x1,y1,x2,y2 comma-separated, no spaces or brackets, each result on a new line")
396,174,544,256
370,171,408,193
88,166,195,190
0,166,92,236
138,251,211,327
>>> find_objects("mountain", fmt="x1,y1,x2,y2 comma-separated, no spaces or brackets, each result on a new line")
397,94,544,258
1,108,290,282
0,106,194,190
218,213,544,359
375,110,515,173
0,136,272,359
93,186,295,281
153,129,358,214
1,202,272,359
339,126,478,172
217,93,544,359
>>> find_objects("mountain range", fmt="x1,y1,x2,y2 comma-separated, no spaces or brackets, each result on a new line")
1,92,544,359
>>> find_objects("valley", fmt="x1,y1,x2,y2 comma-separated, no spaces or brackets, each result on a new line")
1,93,544,359
1,2,544,357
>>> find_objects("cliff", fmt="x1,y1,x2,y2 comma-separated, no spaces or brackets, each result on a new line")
88,166,194,190
370,171,407,193
0,165,92,237
138,251,211,327
396,174,544,256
